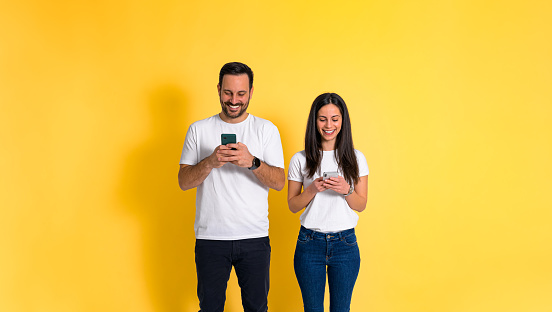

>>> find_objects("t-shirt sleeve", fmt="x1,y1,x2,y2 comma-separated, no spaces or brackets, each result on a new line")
262,122,285,169
287,152,304,182
355,150,369,176
180,123,198,165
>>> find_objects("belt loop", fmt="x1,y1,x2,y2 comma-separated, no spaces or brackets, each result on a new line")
302,226,313,240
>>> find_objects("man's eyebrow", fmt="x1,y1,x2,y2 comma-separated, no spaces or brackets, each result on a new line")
222,89,247,93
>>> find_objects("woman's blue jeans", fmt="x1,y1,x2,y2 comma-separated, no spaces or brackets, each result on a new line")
294,226,360,312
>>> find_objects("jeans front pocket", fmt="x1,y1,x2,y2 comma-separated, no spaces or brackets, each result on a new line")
342,233,358,246
297,230,310,244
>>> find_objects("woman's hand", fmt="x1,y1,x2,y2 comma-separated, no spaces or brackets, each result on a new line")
306,177,326,193
323,176,350,195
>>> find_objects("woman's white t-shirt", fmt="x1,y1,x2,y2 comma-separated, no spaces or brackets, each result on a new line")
287,150,369,233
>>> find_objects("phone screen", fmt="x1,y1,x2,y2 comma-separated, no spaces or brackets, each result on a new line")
221,134,237,149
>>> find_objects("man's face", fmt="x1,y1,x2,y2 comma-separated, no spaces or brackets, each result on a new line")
218,74,253,123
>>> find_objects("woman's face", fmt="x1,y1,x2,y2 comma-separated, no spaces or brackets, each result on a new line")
316,104,342,148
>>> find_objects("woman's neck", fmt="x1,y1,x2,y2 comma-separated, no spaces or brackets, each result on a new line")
321,141,336,151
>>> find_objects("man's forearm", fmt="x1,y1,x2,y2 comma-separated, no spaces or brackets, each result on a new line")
178,159,213,191
252,162,285,191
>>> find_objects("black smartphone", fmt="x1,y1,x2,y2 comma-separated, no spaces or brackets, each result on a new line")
221,134,237,149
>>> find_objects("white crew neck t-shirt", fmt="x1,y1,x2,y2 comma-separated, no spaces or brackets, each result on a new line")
288,149,369,233
180,114,284,240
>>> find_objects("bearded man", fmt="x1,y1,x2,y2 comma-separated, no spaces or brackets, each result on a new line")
178,62,285,312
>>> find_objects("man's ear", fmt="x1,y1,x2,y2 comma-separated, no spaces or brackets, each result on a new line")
249,86,254,99
217,83,221,95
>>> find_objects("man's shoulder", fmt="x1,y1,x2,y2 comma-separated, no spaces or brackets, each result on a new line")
189,114,219,129
247,114,279,131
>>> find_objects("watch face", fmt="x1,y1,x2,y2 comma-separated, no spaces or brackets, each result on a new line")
250,157,260,170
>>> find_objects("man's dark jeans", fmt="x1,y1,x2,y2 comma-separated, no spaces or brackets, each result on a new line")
195,236,271,312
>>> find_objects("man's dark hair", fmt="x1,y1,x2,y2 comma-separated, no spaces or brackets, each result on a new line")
219,62,254,90
304,93,360,186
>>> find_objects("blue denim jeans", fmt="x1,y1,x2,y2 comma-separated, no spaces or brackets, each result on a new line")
195,237,271,312
294,226,360,312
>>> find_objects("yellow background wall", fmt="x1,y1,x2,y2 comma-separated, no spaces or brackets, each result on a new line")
1,1,551,311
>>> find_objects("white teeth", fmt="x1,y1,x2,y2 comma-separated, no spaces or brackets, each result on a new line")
324,130,334,134
229,105,239,108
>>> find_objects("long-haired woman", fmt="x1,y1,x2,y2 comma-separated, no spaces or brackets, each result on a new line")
287,92,369,311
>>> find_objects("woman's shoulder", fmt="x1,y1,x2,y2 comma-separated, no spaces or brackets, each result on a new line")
354,149,366,158
354,149,369,173
290,150,307,161
288,150,307,178
354,149,368,164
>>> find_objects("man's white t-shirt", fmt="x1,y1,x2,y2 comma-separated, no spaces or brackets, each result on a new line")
180,114,284,240
287,150,369,233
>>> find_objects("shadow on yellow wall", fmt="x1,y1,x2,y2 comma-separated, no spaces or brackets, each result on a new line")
119,85,198,310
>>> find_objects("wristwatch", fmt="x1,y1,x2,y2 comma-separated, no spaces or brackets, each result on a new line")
248,156,261,170
344,185,354,196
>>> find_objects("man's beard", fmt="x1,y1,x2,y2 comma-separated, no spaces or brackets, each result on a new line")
220,98,249,120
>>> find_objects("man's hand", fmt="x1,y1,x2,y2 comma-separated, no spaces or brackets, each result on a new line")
207,145,232,169
217,142,284,191
218,143,254,168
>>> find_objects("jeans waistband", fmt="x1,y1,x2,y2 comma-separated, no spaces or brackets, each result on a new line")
300,225,355,240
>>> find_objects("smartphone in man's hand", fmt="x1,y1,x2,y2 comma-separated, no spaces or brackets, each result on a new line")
221,134,237,150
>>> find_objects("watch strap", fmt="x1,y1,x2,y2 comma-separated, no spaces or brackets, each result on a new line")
344,185,354,196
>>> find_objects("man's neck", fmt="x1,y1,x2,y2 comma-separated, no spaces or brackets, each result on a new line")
219,112,249,124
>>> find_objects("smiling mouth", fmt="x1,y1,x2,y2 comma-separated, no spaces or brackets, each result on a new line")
323,130,336,135
225,102,242,109
224,104,243,113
